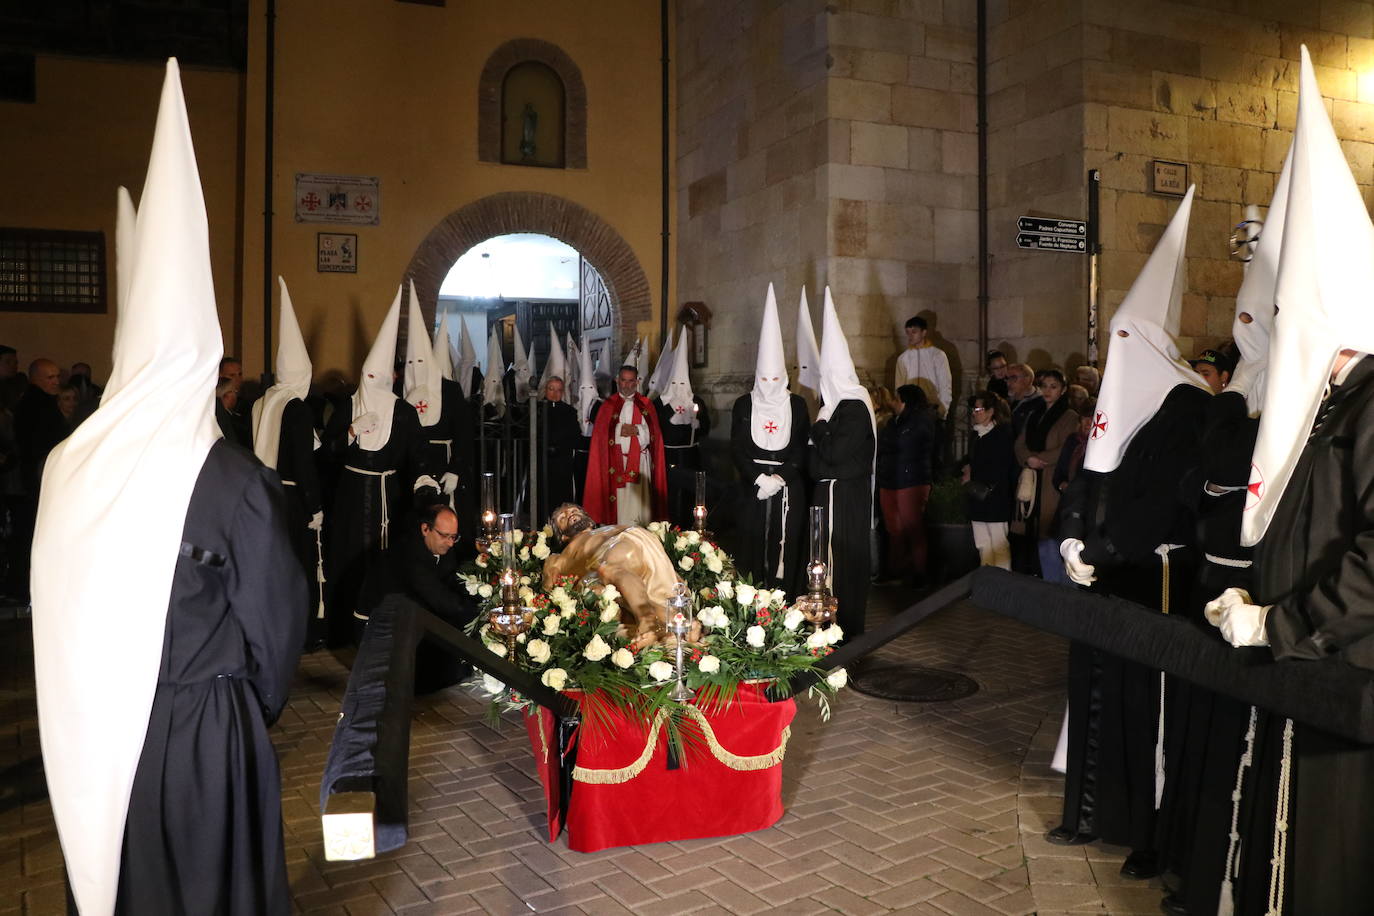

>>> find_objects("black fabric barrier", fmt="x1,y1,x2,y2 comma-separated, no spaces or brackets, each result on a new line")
968,567,1374,745
320,595,422,853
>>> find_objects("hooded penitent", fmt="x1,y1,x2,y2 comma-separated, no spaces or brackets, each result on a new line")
455,320,479,399
482,327,508,414
512,323,533,403
1243,47,1374,546
352,287,403,451
1083,186,1208,474
796,286,822,395
817,286,875,428
1231,142,1292,417
403,280,442,428
647,328,677,401
751,283,793,449
432,319,454,382
565,332,580,394
537,329,568,397
576,335,599,434
634,335,651,392
252,277,313,468
31,60,224,916
660,331,697,427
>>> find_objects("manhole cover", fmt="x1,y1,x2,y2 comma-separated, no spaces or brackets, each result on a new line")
848,660,979,702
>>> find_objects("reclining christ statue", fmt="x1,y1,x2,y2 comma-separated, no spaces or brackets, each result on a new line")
543,503,701,648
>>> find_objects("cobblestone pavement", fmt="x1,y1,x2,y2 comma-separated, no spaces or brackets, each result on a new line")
2,586,1171,915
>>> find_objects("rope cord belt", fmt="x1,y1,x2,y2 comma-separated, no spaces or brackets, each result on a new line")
1206,553,1253,569
1267,718,1294,916
344,465,396,549
1218,705,1259,916
571,707,791,785
1154,543,1183,810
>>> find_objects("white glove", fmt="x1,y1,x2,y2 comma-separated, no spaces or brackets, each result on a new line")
350,412,379,442
754,473,784,501
413,474,441,493
440,472,460,495
1059,538,1096,586
307,510,324,532
1218,603,1270,647
1204,587,1252,625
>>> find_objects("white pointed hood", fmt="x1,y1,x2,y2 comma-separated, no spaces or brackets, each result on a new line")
817,287,875,428
112,187,137,357
661,331,697,426
751,283,792,448
253,277,314,468
647,328,677,400
537,329,568,397
512,323,533,403
403,281,441,428
32,60,224,916
352,286,402,451
576,334,599,434
482,326,508,413
566,332,581,394
634,335,651,391
455,320,479,399
1244,47,1374,545
1231,143,1293,417
797,286,821,395
1083,186,1208,473
432,320,454,382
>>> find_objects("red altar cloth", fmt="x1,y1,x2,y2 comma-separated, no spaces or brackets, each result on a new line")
525,685,796,852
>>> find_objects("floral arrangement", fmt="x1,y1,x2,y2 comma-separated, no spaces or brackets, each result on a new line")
459,521,847,743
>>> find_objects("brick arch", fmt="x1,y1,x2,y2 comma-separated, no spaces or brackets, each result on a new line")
404,191,651,344
479,38,587,169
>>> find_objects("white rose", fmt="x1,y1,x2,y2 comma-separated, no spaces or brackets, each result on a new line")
648,521,663,533
558,598,577,617
679,556,695,571
717,579,734,600
602,584,621,603
520,575,531,586
542,615,561,636
611,648,635,669
648,660,675,681
806,629,828,650
520,546,531,561
490,542,502,558
464,580,479,596
824,624,845,645
514,529,524,544
700,606,726,628
673,537,688,551
698,654,721,674
755,589,772,607
519,586,534,602
746,625,766,648
541,525,554,538
476,554,489,568
783,607,804,630
826,668,848,689
684,530,701,545
488,641,507,658
526,638,552,665
533,542,551,560
478,584,493,599
551,586,569,603
600,604,620,623
705,554,723,574
736,583,756,606
583,634,612,662
517,633,527,643
482,674,505,694
541,667,568,690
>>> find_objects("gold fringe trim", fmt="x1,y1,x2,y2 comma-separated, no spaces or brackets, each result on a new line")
571,707,791,784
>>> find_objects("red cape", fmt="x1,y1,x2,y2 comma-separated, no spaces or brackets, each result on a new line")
583,393,668,524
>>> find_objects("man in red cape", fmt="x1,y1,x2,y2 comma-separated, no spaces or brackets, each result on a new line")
583,365,668,525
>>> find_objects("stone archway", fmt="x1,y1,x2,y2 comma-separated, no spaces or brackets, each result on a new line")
404,192,651,350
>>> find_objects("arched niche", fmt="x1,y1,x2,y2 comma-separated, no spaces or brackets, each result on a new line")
479,39,587,169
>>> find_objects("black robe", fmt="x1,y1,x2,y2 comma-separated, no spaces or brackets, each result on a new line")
730,393,810,596
324,400,426,645
414,378,475,525
532,398,582,524
270,398,324,640
115,439,307,916
809,400,874,637
656,394,712,528
1239,357,1374,915
1055,384,1209,851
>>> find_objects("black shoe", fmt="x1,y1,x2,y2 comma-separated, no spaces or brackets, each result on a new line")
1159,893,1189,916
1044,825,1096,846
1121,849,1160,880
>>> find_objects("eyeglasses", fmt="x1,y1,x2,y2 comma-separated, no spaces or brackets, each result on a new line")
971,406,991,413
431,529,459,542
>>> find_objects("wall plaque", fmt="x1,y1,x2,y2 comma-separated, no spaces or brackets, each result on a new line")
1152,160,1189,197
317,233,357,273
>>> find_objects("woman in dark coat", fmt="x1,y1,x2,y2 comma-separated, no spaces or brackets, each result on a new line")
1014,369,1079,572
876,385,938,585
961,390,1016,569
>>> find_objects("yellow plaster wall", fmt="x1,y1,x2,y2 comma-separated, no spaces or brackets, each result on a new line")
0,56,245,380
239,0,674,382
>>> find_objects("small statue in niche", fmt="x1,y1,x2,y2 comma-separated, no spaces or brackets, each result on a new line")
520,102,538,161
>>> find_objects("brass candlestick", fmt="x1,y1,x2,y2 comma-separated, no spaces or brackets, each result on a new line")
794,506,837,631
487,513,532,659
692,470,711,539
475,472,499,553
